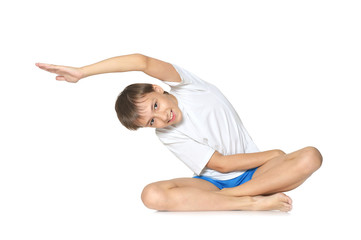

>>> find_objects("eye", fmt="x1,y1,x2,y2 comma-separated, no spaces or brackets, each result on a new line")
150,102,158,126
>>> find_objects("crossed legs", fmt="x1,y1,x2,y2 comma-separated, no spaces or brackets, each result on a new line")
141,177,293,211
141,146,322,212
219,146,323,197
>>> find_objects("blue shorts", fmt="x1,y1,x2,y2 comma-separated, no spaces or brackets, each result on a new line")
193,168,258,190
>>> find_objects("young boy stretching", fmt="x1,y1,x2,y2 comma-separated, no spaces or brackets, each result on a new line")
36,54,322,212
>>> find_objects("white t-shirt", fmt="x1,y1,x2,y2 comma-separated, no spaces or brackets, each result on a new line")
156,65,259,180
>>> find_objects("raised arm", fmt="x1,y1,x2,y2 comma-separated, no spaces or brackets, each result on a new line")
36,53,181,83
207,149,285,173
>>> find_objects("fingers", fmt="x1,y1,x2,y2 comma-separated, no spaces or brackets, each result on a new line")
35,63,59,73
36,62,53,69
56,76,66,81
36,63,79,83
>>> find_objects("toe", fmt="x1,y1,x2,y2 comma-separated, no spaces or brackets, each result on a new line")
281,203,292,212
280,193,292,204
285,195,293,205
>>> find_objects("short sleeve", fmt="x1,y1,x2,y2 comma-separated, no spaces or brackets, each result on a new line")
165,64,192,87
156,128,215,175
164,65,209,92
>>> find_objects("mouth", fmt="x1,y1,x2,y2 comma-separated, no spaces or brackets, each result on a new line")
168,110,176,123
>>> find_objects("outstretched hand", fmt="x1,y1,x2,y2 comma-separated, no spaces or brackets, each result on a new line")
35,63,84,83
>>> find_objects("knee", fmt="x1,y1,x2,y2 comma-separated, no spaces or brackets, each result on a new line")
298,146,323,174
274,149,286,157
141,183,168,210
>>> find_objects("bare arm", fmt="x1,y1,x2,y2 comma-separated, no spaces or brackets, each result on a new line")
80,54,148,77
206,149,285,173
36,53,181,83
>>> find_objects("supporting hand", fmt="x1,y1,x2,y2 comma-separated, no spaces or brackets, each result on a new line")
35,63,84,83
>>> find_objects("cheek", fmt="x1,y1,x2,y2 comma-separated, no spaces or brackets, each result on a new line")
176,107,182,117
176,113,182,123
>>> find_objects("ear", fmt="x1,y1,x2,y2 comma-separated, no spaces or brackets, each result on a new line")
152,84,164,94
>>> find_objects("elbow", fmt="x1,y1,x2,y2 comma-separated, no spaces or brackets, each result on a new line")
210,164,229,174
207,151,230,173
215,164,230,173
213,158,232,174
131,53,148,71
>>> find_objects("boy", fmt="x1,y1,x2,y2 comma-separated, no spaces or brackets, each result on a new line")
36,53,322,212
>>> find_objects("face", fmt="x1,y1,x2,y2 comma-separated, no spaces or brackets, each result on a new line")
136,85,183,129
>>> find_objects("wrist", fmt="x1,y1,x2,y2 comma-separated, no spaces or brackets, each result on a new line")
79,66,91,79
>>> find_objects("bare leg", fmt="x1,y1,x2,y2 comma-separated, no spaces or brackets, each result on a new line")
141,178,292,211
219,147,323,197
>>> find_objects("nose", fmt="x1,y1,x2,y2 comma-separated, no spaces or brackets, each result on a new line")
154,111,168,123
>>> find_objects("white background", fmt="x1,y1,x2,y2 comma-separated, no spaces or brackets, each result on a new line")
1,0,360,239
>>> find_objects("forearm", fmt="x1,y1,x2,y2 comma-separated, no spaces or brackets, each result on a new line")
80,53,147,78
219,150,285,173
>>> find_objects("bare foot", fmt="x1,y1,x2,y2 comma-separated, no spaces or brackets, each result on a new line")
251,193,292,212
